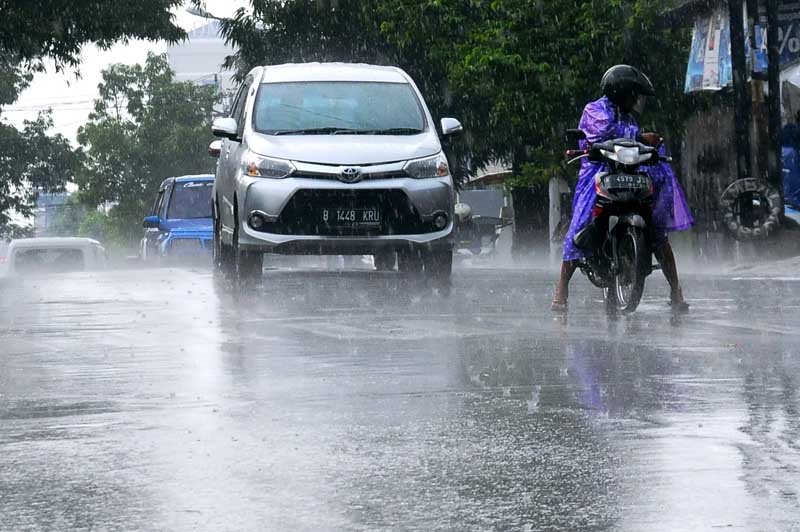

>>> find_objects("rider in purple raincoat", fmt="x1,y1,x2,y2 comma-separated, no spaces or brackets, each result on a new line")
551,65,694,312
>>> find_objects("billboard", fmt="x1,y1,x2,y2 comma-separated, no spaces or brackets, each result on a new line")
685,2,800,93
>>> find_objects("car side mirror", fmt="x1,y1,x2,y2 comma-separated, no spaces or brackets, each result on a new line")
441,117,464,137
143,215,160,229
212,117,239,140
208,139,222,158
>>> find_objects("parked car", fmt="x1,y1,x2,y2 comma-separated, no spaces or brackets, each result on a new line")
141,175,214,262
211,62,462,282
3,237,106,276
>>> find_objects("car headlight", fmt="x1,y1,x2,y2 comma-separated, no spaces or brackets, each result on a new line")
244,152,296,179
403,152,450,179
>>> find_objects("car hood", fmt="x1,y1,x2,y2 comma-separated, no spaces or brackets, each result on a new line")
247,132,441,165
160,218,213,233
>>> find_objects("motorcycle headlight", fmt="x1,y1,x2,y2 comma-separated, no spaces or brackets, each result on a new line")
615,146,641,166
243,152,296,179
403,152,450,179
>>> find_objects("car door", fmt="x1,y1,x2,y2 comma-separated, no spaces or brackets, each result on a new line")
219,76,253,235
144,183,168,259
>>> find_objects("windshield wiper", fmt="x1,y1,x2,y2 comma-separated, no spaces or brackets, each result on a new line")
273,127,424,136
357,127,424,135
273,127,359,136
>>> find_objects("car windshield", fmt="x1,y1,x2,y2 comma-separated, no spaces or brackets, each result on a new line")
167,181,213,220
14,248,85,274
253,81,426,135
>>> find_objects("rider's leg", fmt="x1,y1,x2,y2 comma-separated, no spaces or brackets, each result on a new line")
654,241,687,307
552,260,578,310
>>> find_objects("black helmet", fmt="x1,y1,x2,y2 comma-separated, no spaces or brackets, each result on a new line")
601,65,655,102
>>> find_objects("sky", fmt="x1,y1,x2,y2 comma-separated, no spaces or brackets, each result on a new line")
1,0,248,144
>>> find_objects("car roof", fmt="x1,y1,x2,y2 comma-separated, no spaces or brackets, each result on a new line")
174,174,214,183
9,237,103,249
160,174,213,190
259,63,409,84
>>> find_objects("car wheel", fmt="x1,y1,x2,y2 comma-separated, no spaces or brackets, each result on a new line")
213,200,234,277
397,248,423,274
373,251,397,271
423,249,453,281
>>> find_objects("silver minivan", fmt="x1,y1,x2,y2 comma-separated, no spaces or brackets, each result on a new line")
211,62,462,281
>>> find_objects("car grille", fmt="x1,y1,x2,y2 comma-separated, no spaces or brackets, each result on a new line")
292,170,408,181
255,189,439,236
168,238,207,253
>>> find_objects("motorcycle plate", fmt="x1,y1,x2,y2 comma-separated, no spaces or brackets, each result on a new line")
604,174,650,190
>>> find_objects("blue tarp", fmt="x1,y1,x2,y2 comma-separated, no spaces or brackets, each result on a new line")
783,145,800,208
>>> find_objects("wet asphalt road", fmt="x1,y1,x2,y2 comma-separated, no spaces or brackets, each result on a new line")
1,264,799,532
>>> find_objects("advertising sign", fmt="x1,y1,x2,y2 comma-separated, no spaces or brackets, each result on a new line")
684,2,800,93
685,8,732,92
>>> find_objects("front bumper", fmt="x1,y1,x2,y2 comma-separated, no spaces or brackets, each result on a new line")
160,232,213,257
238,175,455,254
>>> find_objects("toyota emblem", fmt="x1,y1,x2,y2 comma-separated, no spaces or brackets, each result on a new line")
339,167,362,183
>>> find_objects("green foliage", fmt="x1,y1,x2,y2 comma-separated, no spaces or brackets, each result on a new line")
0,0,186,68
0,0,194,240
0,0,190,109
0,224,34,241
219,0,690,187
73,210,137,257
0,112,80,236
379,0,691,184
75,53,218,249
78,211,112,243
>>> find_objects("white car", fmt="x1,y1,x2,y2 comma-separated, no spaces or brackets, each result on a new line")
2,237,107,276
211,62,462,282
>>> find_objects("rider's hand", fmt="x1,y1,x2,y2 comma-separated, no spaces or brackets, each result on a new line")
639,132,663,147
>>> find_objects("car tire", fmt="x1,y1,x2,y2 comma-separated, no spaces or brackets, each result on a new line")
373,251,397,271
213,200,235,277
397,248,424,274
423,249,453,281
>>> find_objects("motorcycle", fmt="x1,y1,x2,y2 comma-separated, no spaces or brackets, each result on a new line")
454,202,512,256
565,131,670,313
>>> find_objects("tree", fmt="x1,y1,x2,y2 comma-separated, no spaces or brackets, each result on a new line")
0,113,80,238
378,0,690,254
76,53,218,248
0,0,185,69
218,0,691,254
219,0,473,182
0,0,193,236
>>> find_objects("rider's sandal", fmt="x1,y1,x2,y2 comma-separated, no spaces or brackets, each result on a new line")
551,301,568,313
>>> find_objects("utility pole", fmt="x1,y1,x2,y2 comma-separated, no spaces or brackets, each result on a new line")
746,0,770,182
766,0,785,207
729,0,752,180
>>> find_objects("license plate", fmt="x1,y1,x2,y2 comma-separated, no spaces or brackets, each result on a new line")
605,174,650,189
321,207,381,226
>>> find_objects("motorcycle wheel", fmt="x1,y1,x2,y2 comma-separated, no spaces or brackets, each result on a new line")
605,226,648,313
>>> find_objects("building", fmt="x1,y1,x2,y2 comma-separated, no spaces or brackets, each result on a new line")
167,21,238,114
34,192,73,237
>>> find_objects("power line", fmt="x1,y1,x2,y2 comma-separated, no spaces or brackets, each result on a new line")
2,99,95,111
1,107,94,114
13,93,98,102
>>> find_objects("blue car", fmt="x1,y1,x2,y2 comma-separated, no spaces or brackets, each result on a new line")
141,175,214,262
